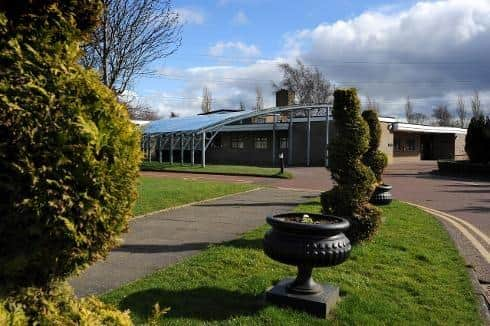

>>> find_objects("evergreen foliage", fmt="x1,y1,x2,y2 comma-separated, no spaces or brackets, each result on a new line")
465,116,490,163
321,89,381,242
0,1,140,323
1,282,132,326
362,109,388,182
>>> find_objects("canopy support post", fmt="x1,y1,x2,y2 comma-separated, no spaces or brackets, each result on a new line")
170,134,174,165
325,107,330,167
159,135,163,163
201,131,206,168
307,109,311,167
288,111,293,166
191,133,195,165
148,135,152,162
272,114,277,167
180,134,184,165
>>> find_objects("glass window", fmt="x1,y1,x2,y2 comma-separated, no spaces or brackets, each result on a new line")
231,137,244,149
406,138,416,151
255,137,268,149
394,136,416,152
394,138,401,151
280,137,288,149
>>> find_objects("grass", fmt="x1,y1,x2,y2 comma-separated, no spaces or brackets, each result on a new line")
140,161,293,179
133,176,257,216
104,200,481,325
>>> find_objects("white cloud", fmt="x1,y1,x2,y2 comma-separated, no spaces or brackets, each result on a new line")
209,41,261,58
142,0,490,118
286,0,490,115
176,7,205,25
145,59,285,117
232,10,249,25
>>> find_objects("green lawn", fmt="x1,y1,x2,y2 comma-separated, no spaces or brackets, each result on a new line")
133,176,257,216
140,161,293,179
105,200,480,325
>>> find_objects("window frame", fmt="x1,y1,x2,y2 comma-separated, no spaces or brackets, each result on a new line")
254,136,268,149
231,137,244,149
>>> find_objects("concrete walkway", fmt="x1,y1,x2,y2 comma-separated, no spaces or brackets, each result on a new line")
71,187,316,297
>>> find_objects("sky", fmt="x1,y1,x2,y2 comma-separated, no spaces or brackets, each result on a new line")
130,0,490,120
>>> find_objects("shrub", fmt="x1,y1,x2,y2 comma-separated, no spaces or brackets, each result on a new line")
361,109,388,182
465,116,490,164
0,282,132,326
0,1,140,324
321,89,381,242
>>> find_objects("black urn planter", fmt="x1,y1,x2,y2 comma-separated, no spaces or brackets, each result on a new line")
263,213,351,318
370,184,393,205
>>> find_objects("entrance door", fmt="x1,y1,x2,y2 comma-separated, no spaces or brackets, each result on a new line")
420,134,434,160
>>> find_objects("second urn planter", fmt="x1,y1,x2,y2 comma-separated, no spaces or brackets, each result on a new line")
370,184,393,205
263,213,351,318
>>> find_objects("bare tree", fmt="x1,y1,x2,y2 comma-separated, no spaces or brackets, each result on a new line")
81,0,182,95
365,96,380,113
432,104,453,126
405,96,414,123
255,86,264,111
274,59,334,105
201,87,212,113
126,102,160,120
456,95,467,128
471,91,483,118
411,112,427,125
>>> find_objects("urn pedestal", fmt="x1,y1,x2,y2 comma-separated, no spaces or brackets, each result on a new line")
263,213,351,318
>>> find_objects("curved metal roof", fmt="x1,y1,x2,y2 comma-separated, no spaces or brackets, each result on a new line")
143,104,331,135
143,111,245,134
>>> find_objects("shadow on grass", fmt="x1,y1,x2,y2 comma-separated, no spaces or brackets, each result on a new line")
196,202,298,207
113,242,211,253
119,287,264,322
223,237,264,250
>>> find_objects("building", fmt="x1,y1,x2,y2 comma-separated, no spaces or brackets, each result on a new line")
142,91,467,167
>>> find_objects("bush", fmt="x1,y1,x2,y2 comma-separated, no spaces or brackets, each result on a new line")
0,282,132,325
321,89,380,242
0,1,140,323
465,116,490,164
361,109,388,182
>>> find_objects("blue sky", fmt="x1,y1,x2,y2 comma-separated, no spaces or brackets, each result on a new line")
130,0,490,119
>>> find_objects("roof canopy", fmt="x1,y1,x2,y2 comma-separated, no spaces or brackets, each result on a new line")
143,104,331,135
143,111,245,134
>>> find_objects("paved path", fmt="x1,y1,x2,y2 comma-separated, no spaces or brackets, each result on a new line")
71,187,316,297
